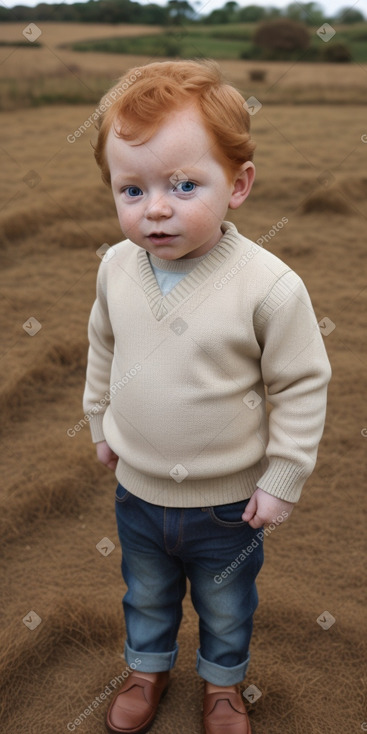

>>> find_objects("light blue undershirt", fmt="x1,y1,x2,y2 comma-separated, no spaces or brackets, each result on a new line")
149,263,187,295
148,249,213,295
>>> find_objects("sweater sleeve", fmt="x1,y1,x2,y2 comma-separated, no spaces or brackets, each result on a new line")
254,270,332,503
82,266,115,443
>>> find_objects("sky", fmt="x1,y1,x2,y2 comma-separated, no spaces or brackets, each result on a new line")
191,0,367,17
3,0,367,17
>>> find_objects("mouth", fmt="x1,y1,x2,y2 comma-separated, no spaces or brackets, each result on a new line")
149,232,174,237
148,233,178,242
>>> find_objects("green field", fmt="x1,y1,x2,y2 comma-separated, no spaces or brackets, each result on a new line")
67,22,367,62
69,32,250,60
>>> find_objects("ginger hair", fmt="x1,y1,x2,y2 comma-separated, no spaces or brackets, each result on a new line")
93,58,256,186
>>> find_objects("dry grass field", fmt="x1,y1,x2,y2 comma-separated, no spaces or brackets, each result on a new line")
1,23,366,734
1,22,367,106
0,22,161,77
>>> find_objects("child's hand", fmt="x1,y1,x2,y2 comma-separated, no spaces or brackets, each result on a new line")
96,440,119,471
241,486,294,528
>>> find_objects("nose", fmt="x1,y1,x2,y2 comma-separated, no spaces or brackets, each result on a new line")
145,191,172,220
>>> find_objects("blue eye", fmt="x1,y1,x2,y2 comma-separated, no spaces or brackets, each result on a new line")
124,186,142,197
175,181,196,193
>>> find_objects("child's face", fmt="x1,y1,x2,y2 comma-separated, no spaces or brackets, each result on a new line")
106,103,255,259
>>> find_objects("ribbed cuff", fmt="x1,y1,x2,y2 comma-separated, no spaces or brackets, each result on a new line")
256,458,308,502
88,413,106,443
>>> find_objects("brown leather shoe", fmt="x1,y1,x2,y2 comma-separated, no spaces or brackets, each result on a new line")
203,690,252,734
106,672,170,733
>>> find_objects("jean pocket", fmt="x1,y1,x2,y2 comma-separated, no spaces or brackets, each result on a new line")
208,498,250,527
115,483,131,504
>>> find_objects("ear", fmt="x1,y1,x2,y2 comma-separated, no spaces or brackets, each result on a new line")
228,162,255,209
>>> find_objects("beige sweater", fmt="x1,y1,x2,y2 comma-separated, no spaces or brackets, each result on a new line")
83,220,331,507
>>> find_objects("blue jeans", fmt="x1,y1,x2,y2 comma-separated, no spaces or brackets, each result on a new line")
115,483,264,686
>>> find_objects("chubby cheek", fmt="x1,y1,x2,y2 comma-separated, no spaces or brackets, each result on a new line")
185,203,218,233
114,202,141,235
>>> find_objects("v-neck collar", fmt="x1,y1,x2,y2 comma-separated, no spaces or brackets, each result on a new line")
137,221,239,320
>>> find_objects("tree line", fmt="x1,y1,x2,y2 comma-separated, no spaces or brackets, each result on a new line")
0,1,365,25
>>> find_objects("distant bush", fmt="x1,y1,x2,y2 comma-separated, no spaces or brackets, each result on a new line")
253,18,310,59
236,5,267,23
248,68,267,82
335,8,365,23
0,40,42,47
322,42,352,62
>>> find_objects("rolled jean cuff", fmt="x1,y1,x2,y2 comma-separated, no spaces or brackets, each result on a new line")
124,640,179,672
196,649,250,686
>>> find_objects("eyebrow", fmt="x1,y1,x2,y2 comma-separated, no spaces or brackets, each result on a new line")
110,173,143,187
111,167,205,185
168,168,203,179
112,173,141,180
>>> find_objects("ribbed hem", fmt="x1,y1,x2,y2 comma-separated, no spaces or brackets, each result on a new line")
256,457,307,502
88,413,106,443
114,457,268,508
